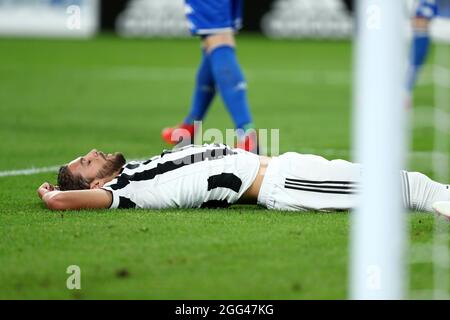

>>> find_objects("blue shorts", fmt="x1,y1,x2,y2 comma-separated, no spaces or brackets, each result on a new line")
415,0,450,19
184,0,243,36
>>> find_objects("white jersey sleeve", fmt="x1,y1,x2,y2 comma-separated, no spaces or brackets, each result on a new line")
101,144,260,209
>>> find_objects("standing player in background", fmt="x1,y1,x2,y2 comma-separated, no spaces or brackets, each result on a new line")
161,0,257,153
407,0,450,101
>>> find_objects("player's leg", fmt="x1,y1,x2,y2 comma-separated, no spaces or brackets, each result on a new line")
407,17,431,92
257,152,362,211
162,47,216,145
407,0,438,94
197,0,256,152
402,171,450,212
163,0,256,151
184,48,216,124
257,152,450,213
203,31,256,152
162,0,221,145
438,0,450,18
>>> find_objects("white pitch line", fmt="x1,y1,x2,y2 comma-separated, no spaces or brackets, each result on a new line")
0,166,60,177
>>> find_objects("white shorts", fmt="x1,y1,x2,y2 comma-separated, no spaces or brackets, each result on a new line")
257,152,362,211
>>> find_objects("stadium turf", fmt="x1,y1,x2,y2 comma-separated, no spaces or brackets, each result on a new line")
0,35,446,299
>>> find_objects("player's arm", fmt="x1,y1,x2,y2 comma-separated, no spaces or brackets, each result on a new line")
37,182,112,210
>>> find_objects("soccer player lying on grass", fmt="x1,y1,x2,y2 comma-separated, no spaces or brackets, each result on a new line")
37,143,450,217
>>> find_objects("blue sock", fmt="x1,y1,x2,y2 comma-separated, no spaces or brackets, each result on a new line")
209,45,253,130
407,31,430,91
184,50,216,124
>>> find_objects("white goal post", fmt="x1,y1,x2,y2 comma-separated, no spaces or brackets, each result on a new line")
350,0,408,299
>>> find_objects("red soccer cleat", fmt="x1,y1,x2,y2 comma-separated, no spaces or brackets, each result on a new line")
236,130,258,154
161,123,195,145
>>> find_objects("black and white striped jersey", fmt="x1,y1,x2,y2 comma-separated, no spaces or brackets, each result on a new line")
101,144,260,209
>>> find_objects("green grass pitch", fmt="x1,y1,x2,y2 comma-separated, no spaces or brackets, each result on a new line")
0,35,446,299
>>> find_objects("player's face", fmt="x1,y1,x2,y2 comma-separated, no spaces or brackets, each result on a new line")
68,149,114,181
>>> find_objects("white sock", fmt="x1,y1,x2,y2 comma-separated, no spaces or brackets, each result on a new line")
401,171,450,212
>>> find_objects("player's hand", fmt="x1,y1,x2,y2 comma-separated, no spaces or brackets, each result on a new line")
37,182,55,199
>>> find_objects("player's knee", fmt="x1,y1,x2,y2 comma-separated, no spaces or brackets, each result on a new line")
199,84,215,93
214,65,244,89
412,16,430,31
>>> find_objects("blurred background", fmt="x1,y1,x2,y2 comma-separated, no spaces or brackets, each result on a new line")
0,0,367,171
1,0,449,170
0,0,448,39
0,0,355,38
0,0,449,299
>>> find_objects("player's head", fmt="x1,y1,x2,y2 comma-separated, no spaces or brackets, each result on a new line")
57,149,126,191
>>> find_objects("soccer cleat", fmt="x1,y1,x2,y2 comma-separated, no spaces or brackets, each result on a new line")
432,201,450,220
236,130,258,154
161,123,195,145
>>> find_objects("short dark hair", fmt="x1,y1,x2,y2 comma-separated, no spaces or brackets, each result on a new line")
57,165,91,191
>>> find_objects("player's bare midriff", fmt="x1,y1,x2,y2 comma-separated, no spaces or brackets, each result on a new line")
238,155,271,204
